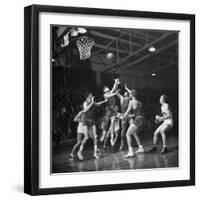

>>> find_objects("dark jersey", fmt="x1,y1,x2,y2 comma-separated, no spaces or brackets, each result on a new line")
132,100,144,117
107,96,116,107
84,102,97,120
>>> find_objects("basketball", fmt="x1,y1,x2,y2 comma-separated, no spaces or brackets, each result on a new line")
106,52,114,60
155,115,160,120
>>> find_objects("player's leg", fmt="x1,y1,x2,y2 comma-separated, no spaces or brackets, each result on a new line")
100,120,107,142
134,128,144,154
103,127,111,149
160,124,172,154
110,116,115,146
131,117,144,153
120,119,127,151
77,126,89,160
149,125,162,152
112,129,119,152
100,113,110,142
69,133,84,160
124,124,138,158
92,125,99,159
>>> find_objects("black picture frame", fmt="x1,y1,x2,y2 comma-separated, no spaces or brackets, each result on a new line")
24,4,195,196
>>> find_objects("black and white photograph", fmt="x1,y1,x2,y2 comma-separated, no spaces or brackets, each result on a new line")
51,25,179,174
24,5,195,195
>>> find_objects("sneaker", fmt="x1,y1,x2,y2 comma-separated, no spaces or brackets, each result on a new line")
135,146,144,154
124,151,135,158
161,147,168,154
149,146,157,153
68,154,74,161
77,151,84,160
93,153,100,159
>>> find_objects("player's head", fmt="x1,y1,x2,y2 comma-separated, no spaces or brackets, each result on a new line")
130,89,137,99
124,91,129,98
160,94,168,104
103,86,110,93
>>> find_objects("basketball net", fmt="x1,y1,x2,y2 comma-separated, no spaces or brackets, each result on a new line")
76,36,94,60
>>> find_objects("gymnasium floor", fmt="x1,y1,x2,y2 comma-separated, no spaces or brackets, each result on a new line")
52,134,178,174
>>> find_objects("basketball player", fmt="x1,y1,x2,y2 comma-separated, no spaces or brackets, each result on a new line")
83,92,108,159
103,106,120,152
149,95,173,154
122,89,145,158
117,86,131,150
68,97,94,161
100,79,120,143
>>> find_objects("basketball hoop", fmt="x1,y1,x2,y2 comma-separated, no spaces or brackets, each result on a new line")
76,36,94,60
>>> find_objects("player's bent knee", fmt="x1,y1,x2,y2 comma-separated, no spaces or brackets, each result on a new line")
126,131,132,137
154,131,159,136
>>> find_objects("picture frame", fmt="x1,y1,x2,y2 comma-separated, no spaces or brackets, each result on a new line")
24,4,195,195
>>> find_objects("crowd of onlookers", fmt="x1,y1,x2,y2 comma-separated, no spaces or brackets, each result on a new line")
52,83,178,145
52,84,86,143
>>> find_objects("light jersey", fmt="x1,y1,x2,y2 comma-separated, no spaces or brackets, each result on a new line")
161,103,173,126
77,122,87,134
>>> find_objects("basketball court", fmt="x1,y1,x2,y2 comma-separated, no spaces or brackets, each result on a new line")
51,26,178,174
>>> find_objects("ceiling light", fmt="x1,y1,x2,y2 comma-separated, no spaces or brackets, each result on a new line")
149,46,156,52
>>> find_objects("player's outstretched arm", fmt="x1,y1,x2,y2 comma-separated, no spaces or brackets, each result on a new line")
95,99,108,106
104,89,120,99
74,111,84,122
110,79,120,93
125,84,131,94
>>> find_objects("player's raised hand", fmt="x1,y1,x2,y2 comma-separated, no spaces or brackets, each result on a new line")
155,115,160,121
116,89,120,94
125,83,128,90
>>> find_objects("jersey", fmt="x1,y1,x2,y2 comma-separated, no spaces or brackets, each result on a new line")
161,103,173,126
121,97,130,113
107,96,116,107
83,101,98,127
129,99,145,128
131,100,144,117
83,102,97,120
